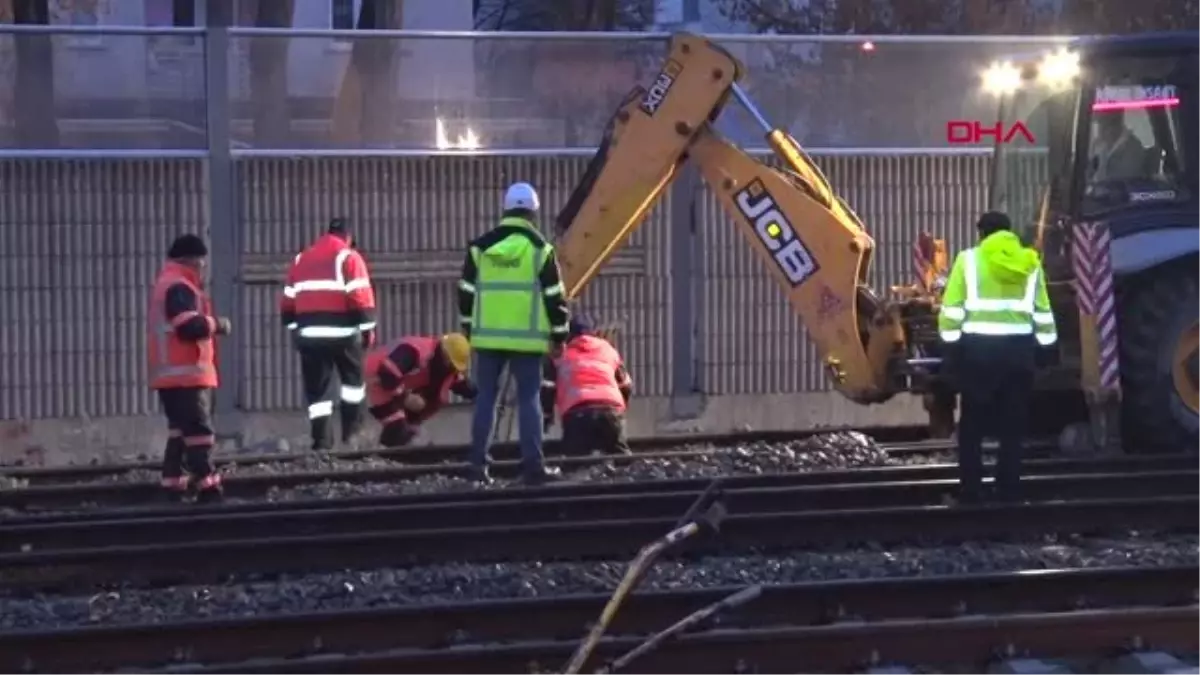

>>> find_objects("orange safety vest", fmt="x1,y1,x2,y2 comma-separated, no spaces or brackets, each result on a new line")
554,335,626,416
147,262,218,390
365,336,458,424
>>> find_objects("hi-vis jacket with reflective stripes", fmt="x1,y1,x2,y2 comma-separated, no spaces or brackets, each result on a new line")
147,261,219,390
456,216,570,354
937,230,1057,347
280,234,377,340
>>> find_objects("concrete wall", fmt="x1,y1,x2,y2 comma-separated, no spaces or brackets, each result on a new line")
0,151,1048,465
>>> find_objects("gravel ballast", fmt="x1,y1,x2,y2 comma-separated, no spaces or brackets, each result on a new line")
0,532,1194,631
2,432,918,506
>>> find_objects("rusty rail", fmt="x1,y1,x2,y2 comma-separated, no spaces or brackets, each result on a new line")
1,565,1194,673
0,494,1194,592
0,438,1138,513
1,426,929,486
172,606,1200,674
1,469,1193,552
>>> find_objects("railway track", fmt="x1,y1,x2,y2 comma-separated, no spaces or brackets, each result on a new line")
0,435,1057,512
4,453,1187,527
1,565,1194,673
3,462,1194,551
0,467,1194,591
0,427,928,487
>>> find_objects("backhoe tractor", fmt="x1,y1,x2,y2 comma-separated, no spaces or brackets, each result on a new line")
551,33,949,424
982,32,1197,454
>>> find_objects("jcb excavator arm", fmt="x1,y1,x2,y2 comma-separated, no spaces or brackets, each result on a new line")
554,33,909,404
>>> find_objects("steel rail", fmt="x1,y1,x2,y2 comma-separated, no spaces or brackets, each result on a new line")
1,426,929,486
166,606,1200,674
0,495,1193,592
2,469,1193,552
1,565,1193,674
0,438,1114,513
5,452,1190,527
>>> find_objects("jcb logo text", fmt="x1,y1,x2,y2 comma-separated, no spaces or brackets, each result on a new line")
640,60,683,116
735,180,819,287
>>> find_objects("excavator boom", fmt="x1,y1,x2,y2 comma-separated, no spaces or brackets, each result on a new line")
554,33,921,404
554,34,740,298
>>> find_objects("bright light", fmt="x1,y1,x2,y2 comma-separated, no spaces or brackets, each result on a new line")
435,118,481,151
1038,49,1079,88
860,41,875,52
1093,97,1181,112
981,61,1022,96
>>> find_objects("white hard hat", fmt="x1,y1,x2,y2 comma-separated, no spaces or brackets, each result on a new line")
503,182,540,212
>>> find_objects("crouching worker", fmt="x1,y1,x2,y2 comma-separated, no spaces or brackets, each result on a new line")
365,333,476,447
148,234,233,503
541,319,633,456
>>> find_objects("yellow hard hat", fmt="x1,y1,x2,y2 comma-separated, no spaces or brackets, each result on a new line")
439,332,471,372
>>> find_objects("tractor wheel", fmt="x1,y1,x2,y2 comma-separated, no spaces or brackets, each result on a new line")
1118,260,1199,454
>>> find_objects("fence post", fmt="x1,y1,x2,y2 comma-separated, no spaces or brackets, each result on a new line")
669,164,702,418
204,0,241,436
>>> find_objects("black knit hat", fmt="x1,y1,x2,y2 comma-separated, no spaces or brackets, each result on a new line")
976,211,1012,236
328,217,350,236
167,234,208,259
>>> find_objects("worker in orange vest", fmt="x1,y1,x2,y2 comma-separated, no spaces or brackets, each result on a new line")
147,234,233,502
281,218,378,451
365,333,476,447
541,318,633,456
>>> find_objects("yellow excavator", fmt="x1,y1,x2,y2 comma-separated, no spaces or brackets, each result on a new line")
553,33,955,434
551,31,1199,455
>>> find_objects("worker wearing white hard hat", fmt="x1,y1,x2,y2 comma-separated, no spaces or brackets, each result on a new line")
456,181,570,485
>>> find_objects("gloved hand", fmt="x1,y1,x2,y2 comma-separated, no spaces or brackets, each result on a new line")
362,329,376,349
215,317,233,335
456,380,478,401
402,392,426,413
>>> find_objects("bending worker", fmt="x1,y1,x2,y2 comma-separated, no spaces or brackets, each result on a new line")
281,218,377,451
364,333,477,448
148,234,233,503
938,211,1057,504
541,318,633,456
457,181,571,485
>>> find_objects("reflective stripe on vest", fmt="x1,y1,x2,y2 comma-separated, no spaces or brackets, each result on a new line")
152,280,215,383
285,249,362,296
289,248,375,339
471,246,548,341
957,248,1039,337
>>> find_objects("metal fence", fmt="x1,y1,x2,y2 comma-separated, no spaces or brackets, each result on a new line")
0,27,1061,420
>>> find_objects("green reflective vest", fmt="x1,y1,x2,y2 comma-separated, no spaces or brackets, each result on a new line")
938,231,1057,347
467,218,562,354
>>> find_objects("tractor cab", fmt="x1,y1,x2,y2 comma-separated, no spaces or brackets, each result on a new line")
984,32,1199,453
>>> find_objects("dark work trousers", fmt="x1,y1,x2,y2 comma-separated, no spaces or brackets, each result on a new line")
298,337,365,450
954,334,1036,503
158,387,221,497
561,403,632,456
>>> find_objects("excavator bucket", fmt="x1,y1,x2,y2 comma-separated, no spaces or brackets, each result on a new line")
554,34,743,299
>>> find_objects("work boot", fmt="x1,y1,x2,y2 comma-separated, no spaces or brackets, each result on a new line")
465,465,493,486
340,404,363,445
521,465,563,486
196,487,224,504
194,474,224,504
309,415,335,451
160,476,188,503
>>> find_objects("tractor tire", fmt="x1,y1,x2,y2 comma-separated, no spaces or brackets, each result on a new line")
1118,259,1199,454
